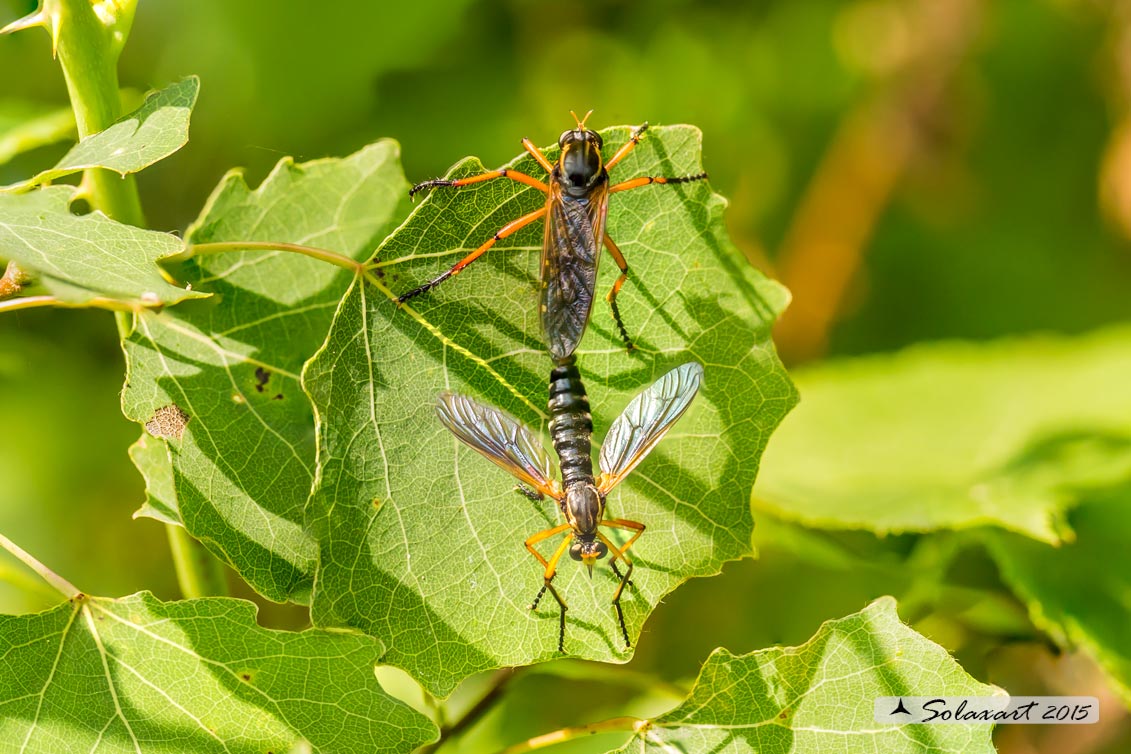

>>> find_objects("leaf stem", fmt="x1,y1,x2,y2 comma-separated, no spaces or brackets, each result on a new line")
166,525,228,599
0,530,81,598
0,294,148,314
496,716,647,754
175,241,365,274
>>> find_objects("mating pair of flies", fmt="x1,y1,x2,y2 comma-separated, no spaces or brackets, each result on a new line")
400,111,707,651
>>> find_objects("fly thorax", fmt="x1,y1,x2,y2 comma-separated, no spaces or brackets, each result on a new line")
564,483,603,536
556,128,606,195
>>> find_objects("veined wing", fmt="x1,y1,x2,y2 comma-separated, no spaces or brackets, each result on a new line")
540,179,609,361
436,392,558,497
598,362,704,493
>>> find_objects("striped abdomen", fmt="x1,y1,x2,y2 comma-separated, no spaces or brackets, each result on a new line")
547,357,594,488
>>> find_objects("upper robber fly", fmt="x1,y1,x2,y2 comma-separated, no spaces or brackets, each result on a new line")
400,111,708,361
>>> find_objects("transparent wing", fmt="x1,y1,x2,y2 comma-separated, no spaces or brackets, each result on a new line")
436,392,557,496
540,180,608,361
598,362,704,493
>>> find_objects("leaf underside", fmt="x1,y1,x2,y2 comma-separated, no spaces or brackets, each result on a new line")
0,186,202,306
13,77,199,189
121,141,411,602
612,597,999,753
305,125,796,696
0,592,436,753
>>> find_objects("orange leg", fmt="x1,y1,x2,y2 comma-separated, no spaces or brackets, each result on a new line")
522,138,556,174
605,122,649,171
527,526,573,652
410,168,548,199
602,235,633,350
524,522,571,570
397,205,548,303
596,532,636,647
600,518,646,563
609,172,708,194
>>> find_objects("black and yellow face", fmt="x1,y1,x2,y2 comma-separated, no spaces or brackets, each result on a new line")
557,128,604,191
569,538,609,575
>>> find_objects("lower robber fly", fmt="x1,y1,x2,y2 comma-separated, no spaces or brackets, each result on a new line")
400,110,708,361
436,360,704,652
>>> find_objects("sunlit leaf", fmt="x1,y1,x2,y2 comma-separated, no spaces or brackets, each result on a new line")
121,141,411,602
0,591,437,753
305,125,796,696
612,597,999,753
0,186,203,306
754,328,1131,544
127,433,179,526
4,77,197,190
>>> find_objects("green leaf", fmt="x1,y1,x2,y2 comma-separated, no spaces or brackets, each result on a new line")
985,487,1131,705
0,100,75,167
0,186,204,306
0,592,437,752
2,78,196,190
305,125,796,696
127,433,179,526
753,328,1131,544
121,141,411,602
611,598,998,753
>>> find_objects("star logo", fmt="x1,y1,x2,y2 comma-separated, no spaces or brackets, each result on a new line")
891,698,912,715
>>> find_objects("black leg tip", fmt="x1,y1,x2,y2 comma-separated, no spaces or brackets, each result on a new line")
409,179,454,199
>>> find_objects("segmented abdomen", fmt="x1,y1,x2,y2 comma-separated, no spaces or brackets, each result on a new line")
547,357,594,488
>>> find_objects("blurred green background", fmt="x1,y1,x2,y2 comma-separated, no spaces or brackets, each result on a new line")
2,0,1130,751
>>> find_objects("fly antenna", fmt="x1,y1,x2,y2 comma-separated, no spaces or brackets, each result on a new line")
570,109,594,131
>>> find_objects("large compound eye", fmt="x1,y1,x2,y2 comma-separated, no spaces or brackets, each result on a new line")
569,542,584,561
590,132,604,149
594,541,608,560
558,130,573,148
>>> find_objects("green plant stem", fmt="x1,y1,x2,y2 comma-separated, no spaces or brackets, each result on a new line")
175,241,365,273
166,525,228,599
0,294,144,314
496,716,646,754
0,530,80,598
52,0,144,226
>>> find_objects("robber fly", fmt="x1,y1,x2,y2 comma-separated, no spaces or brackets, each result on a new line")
401,111,708,360
436,361,704,652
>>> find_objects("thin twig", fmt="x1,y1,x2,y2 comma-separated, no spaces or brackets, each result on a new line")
174,241,365,274
0,531,80,599
495,716,645,754
419,669,517,754
0,294,147,315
